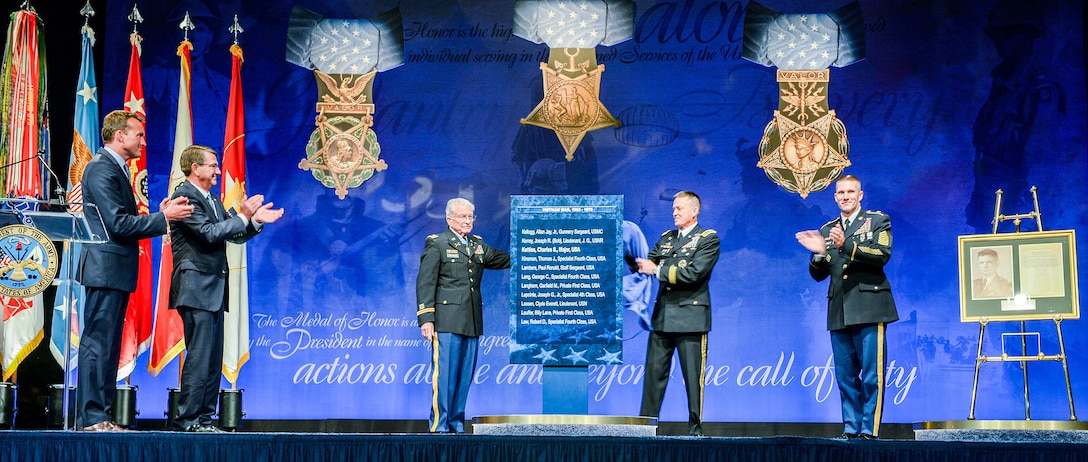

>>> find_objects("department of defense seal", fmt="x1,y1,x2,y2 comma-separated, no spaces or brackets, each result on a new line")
0,225,59,298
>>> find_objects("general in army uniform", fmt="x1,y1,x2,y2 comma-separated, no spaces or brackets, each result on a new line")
796,175,898,440
636,190,721,436
415,198,510,433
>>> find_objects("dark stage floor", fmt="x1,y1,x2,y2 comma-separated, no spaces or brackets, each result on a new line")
3,420,1086,462
2,429,1086,462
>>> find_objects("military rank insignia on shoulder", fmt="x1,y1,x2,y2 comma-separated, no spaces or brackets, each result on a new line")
660,230,670,236
867,210,887,216
701,229,716,237
426,234,439,240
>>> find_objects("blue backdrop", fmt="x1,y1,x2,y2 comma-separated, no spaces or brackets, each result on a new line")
98,0,1086,424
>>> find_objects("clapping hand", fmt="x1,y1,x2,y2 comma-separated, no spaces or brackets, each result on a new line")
252,202,284,224
160,196,193,221
795,230,827,254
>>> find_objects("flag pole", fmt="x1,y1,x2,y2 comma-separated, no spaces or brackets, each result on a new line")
218,14,249,429
55,0,97,432
225,14,244,393
175,11,194,388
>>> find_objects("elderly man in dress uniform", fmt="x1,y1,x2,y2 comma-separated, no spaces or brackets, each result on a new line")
415,198,510,433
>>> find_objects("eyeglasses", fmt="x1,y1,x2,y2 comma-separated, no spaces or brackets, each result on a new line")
450,214,476,222
199,163,220,169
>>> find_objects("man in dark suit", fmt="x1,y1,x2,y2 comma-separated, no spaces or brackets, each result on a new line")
77,110,193,432
636,190,721,436
415,198,510,433
796,175,899,440
169,144,283,432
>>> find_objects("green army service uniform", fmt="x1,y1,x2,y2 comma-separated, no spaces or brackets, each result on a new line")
415,228,509,433
639,224,721,436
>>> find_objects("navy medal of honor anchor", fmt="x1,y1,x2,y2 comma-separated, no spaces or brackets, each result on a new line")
512,0,635,160
0,225,60,298
520,48,620,161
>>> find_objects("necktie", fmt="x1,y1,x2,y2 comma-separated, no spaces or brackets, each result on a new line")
208,195,220,220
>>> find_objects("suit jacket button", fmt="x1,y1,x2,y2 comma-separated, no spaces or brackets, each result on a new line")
442,300,447,304
693,301,698,305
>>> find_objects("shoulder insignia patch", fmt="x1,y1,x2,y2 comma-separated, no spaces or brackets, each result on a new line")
867,210,887,216
660,230,670,236
472,235,482,239
701,229,716,236
426,234,439,240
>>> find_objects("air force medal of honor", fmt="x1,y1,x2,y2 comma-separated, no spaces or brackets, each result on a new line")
0,225,59,298
286,7,405,199
742,2,866,198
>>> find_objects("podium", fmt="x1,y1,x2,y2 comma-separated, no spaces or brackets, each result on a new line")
0,198,108,430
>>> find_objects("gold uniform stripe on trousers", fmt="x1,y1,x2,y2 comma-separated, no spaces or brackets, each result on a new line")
699,333,707,418
872,323,886,437
429,335,441,433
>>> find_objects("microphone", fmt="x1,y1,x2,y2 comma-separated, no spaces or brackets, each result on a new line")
36,147,67,206
0,148,65,204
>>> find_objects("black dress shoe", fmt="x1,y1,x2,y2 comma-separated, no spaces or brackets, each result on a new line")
838,432,858,439
186,424,227,433
858,433,877,440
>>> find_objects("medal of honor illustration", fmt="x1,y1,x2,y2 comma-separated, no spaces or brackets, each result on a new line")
286,7,404,199
521,49,618,160
299,70,386,198
0,225,59,298
743,2,866,198
513,0,634,160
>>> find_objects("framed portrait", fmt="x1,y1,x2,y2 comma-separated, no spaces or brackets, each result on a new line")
958,230,1079,322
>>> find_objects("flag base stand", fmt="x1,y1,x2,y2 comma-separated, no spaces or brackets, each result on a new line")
218,389,244,431
112,384,138,428
0,382,17,429
165,388,181,430
47,385,75,429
